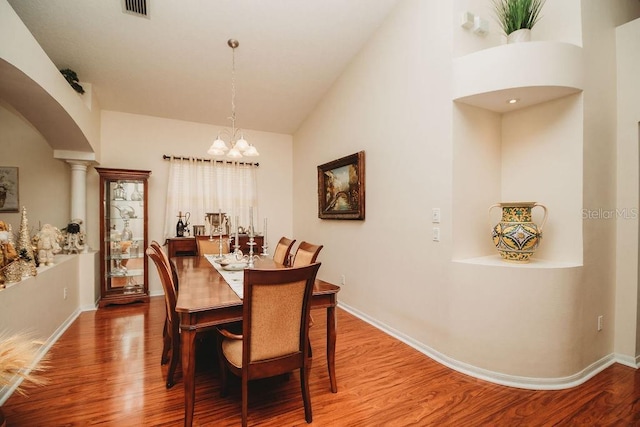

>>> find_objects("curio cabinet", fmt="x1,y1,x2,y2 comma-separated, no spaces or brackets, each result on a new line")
96,167,151,307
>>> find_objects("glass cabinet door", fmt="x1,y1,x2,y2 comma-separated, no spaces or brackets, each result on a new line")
96,168,151,307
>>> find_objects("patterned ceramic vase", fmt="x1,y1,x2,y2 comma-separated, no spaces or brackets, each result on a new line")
490,202,548,263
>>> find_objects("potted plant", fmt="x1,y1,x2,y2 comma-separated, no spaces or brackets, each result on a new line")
493,0,545,43
0,331,50,426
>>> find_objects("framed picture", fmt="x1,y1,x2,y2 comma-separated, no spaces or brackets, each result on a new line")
0,167,19,213
317,151,365,220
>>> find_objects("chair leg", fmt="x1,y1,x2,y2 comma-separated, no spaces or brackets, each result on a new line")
166,337,180,389
242,375,249,427
301,365,312,423
216,336,229,397
161,318,170,365
307,342,313,370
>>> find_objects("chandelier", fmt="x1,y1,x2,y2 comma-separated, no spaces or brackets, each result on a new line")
207,39,259,158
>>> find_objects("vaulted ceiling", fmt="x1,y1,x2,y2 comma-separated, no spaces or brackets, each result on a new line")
7,0,400,135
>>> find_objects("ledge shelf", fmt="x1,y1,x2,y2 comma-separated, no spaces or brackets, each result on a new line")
453,41,583,112
453,255,582,269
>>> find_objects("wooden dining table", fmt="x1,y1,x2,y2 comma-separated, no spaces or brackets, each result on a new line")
173,255,340,427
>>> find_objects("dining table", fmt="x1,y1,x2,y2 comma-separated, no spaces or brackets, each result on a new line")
173,255,340,427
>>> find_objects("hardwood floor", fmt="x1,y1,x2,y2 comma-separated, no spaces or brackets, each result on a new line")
3,296,639,426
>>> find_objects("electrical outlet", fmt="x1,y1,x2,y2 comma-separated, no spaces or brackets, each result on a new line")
63,287,68,300
432,227,440,242
340,275,345,286
597,315,603,331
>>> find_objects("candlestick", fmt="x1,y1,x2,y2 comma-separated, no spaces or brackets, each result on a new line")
217,209,223,258
263,218,267,241
249,206,254,234
261,217,269,256
234,215,240,255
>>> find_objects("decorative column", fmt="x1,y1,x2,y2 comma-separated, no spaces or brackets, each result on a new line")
67,161,89,252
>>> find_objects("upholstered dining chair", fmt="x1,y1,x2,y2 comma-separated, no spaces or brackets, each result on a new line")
291,241,323,268
146,244,180,389
273,236,296,266
290,241,323,358
216,262,322,427
196,235,230,256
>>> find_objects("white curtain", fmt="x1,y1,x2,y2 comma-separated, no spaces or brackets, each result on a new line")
163,157,259,240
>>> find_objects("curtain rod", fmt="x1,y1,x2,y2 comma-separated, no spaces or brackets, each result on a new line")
162,155,259,167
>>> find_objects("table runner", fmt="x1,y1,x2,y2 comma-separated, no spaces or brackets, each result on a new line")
204,254,244,298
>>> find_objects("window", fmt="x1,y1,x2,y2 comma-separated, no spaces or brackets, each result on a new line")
163,157,258,239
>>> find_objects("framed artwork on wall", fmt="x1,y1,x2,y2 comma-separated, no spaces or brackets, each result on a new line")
0,167,19,213
317,151,365,220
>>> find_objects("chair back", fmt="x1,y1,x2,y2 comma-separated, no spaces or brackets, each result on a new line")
146,244,180,333
273,236,296,266
243,263,321,366
150,240,179,291
196,235,230,255
291,241,323,267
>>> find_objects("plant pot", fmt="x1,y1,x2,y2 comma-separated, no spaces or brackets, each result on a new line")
490,202,548,262
507,28,531,43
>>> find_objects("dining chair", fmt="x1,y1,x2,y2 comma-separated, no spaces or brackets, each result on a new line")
216,262,322,427
291,241,323,267
196,235,230,256
289,241,323,359
273,236,296,266
150,240,179,291
149,241,180,368
146,244,180,389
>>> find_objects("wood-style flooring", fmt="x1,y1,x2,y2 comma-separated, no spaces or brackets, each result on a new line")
2,296,639,426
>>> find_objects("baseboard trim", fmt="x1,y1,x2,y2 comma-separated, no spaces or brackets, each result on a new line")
338,302,623,390
0,307,82,406
613,353,640,369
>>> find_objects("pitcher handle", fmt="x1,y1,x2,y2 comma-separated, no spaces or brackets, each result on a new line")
533,203,548,233
488,203,501,219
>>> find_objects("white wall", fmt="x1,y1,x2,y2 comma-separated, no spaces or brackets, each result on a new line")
294,0,457,360
582,1,640,368
89,111,293,295
616,17,640,365
0,255,81,405
293,0,640,385
0,102,71,232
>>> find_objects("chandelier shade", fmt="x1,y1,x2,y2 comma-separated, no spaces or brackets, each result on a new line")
208,39,259,159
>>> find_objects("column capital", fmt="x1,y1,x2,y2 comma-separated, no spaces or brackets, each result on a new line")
65,160,90,170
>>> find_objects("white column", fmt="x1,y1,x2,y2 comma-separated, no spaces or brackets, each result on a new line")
67,161,89,251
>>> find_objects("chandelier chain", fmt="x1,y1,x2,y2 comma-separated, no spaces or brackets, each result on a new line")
230,44,237,134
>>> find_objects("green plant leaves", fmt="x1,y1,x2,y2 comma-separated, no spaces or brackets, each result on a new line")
493,0,545,35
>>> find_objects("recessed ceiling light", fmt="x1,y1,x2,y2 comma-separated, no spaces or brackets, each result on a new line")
507,98,520,104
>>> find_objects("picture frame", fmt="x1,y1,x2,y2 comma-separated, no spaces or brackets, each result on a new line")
317,151,365,220
0,167,19,213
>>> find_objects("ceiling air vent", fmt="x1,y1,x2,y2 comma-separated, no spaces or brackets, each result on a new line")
122,0,149,18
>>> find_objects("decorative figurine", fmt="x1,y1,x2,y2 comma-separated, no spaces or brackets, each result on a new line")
34,223,63,266
62,219,86,254
0,220,18,285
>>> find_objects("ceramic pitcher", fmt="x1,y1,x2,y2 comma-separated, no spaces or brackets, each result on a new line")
489,202,548,263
